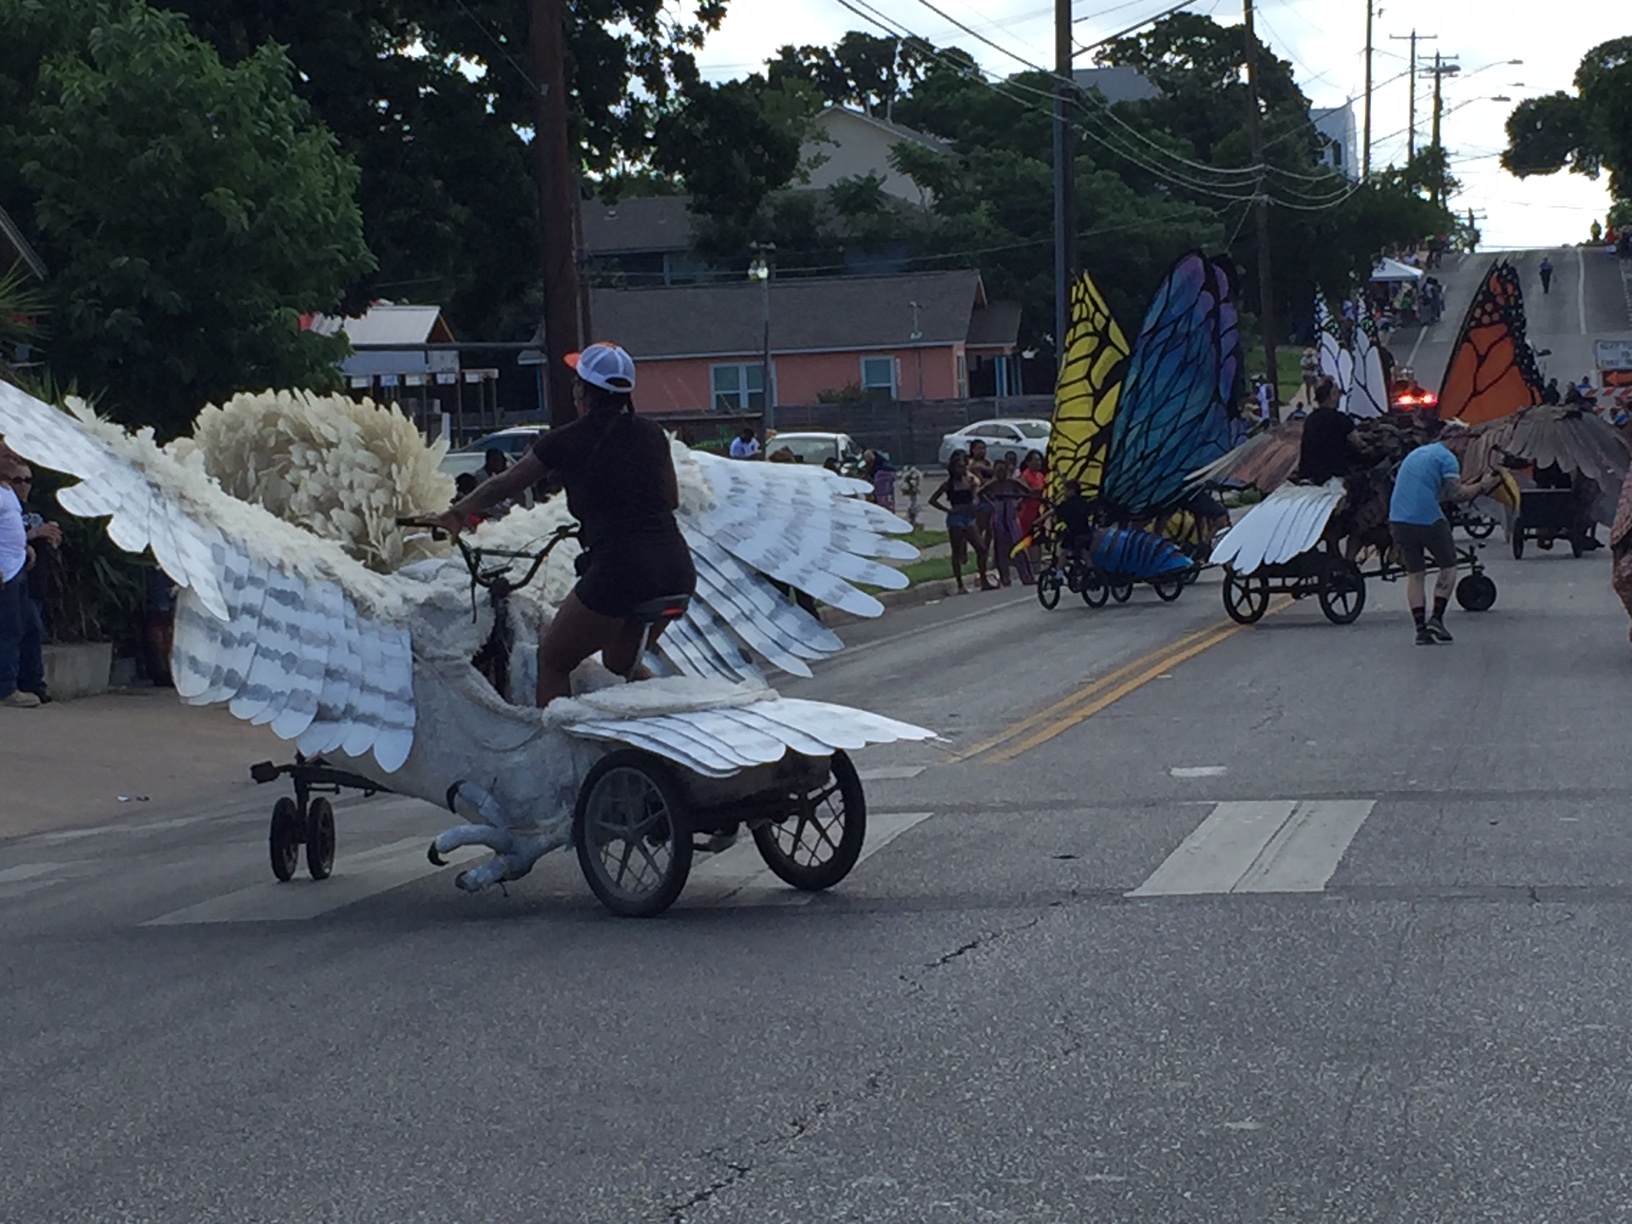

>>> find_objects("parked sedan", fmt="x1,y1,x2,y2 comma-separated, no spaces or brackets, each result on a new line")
938,419,1052,467
764,431,866,475
438,424,547,479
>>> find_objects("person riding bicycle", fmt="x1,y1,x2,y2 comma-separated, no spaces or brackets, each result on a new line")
423,342,696,708
1041,479,1098,567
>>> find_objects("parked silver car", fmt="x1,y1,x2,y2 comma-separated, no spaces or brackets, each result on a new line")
938,419,1052,467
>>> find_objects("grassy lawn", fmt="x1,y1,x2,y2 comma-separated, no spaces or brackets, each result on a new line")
902,527,948,550
897,554,954,587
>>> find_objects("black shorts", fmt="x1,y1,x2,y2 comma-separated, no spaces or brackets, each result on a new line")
1389,518,1457,572
574,533,697,619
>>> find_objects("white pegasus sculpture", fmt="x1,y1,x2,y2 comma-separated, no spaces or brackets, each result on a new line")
0,382,933,910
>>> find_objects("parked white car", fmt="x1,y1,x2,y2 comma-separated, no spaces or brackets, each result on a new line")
764,431,866,475
437,425,547,479
938,419,1052,467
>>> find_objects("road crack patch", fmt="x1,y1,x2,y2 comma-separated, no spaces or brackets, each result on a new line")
924,912,1047,972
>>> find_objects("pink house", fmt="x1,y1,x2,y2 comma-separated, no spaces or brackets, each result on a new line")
589,270,1022,413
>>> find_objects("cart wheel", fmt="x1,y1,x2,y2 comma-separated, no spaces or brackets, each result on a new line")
1222,572,1269,624
1109,580,1133,603
306,797,335,880
1511,534,1524,560
1036,568,1062,609
1152,577,1184,602
573,749,692,918
1317,561,1366,625
269,797,301,883
751,750,866,891
1466,519,1495,540
1456,572,1497,612
1082,572,1109,608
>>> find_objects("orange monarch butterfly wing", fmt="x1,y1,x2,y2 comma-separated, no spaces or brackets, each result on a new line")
1437,260,1545,424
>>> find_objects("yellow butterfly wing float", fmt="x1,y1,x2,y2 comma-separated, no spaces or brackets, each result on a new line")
1047,271,1130,500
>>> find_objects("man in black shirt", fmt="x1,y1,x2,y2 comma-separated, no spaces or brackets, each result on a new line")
1297,376,1357,484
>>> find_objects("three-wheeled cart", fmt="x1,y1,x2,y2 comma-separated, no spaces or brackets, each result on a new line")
250,746,868,918
1220,549,1366,625
1510,488,1588,559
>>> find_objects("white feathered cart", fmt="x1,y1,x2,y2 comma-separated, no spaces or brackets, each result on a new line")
0,384,935,917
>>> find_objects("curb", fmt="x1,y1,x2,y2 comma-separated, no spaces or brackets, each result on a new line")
823,575,997,628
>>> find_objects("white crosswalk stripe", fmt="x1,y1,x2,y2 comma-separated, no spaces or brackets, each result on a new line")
1129,799,1375,897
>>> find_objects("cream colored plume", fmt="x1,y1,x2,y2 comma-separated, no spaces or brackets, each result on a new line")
177,389,453,571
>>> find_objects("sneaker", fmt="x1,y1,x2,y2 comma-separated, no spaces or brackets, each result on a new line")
1414,627,1436,646
1426,617,1453,643
23,687,51,705
1,689,42,708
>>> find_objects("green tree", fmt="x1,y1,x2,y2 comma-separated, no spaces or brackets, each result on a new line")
158,0,731,341
0,0,371,435
1502,38,1632,202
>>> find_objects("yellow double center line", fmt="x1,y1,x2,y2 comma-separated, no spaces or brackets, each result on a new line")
952,597,1290,764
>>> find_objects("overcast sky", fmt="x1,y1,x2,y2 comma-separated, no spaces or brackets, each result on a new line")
693,0,1611,250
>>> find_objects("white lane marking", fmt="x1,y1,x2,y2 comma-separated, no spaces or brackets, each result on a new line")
1169,766,1227,778
1577,245,1588,335
1233,800,1375,893
143,837,485,926
1128,799,1375,897
0,862,67,884
690,811,935,908
858,765,928,782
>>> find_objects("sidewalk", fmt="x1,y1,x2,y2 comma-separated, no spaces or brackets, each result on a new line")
1,688,281,841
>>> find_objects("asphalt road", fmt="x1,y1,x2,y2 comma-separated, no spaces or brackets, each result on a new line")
8,252,1632,1222
1394,245,1630,393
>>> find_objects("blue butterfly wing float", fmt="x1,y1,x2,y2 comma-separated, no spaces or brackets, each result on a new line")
1099,253,1242,520
1090,527,1194,580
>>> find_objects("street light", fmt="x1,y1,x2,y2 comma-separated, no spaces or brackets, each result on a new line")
747,242,775,428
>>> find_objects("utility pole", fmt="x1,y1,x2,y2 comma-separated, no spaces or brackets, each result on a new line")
1361,0,1373,179
1051,0,1075,367
1241,0,1276,394
1425,52,1460,206
1388,30,1436,162
532,0,583,427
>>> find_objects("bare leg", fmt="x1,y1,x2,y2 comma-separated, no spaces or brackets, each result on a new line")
1405,570,1425,620
536,593,620,708
949,528,968,592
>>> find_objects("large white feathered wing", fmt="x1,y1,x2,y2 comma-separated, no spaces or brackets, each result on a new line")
662,451,917,682
1210,479,1346,573
0,383,418,772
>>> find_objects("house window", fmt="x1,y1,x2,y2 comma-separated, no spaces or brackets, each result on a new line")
711,362,765,411
955,351,968,398
860,355,896,400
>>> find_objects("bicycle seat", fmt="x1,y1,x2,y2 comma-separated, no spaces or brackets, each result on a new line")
630,594,691,625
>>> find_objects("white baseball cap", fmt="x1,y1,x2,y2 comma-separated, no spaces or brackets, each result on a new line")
566,341,636,392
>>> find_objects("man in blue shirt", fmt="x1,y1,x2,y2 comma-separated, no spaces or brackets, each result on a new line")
1388,422,1501,645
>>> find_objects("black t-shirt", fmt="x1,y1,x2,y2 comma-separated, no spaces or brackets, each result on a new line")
1056,493,1095,539
1298,407,1356,484
530,410,679,550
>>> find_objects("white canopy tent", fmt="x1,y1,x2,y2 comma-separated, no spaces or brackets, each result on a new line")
1370,257,1424,283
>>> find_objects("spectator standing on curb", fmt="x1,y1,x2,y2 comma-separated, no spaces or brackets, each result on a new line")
729,427,760,459
985,459,1033,588
11,465,59,702
929,450,992,594
0,456,44,708
1300,347,1320,405
1539,256,1554,295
